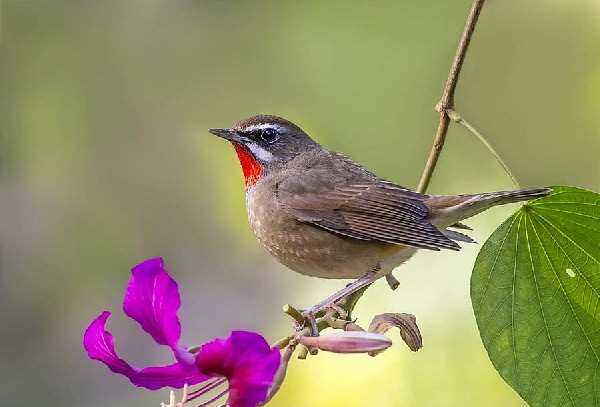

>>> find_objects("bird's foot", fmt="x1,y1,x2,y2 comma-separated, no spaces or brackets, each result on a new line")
327,302,349,319
283,271,378,344
306,271,378,313
301,310,319,337
300,301,350,337
282,304,323,337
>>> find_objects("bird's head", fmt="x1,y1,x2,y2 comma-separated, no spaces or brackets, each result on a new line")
209,115,319,187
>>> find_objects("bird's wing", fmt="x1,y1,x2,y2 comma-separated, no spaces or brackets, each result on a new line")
276,152,460,251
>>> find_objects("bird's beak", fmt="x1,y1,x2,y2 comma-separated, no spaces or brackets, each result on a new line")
208,128,242,142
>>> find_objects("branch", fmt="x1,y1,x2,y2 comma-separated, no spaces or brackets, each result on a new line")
274,284,371,358
446,109,520,188
416,0,486,193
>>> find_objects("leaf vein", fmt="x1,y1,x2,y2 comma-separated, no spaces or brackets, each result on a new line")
532,216,600,364
477,213,521,310
525,215,576,406
533,211,600,265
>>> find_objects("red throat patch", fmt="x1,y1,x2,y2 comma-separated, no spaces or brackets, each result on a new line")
232,142,263,187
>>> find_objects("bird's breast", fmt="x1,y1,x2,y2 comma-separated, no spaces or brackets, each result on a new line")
245,185,296,255
244,182,408,279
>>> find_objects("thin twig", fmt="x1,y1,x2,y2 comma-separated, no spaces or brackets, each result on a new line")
446,109,520,188
282,304,305,325
275,284,372,359
416,0,486,193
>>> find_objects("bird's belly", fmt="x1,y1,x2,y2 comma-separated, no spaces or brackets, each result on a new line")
247,191,416,279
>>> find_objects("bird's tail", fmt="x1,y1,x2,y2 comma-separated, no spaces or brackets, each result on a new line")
427,187,552,227
483,187,552,204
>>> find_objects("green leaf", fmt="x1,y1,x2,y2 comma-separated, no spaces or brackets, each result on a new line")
471,186,600,406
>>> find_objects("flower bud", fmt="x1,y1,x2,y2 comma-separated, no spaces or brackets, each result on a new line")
298,331,392,354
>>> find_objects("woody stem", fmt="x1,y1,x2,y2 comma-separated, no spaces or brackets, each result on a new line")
416,0,486,193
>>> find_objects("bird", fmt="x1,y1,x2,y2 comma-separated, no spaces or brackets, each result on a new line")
209,114,550,325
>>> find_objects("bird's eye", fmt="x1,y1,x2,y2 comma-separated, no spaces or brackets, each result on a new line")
260,128,279,144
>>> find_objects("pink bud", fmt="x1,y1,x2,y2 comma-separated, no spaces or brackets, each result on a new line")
298,331,392,354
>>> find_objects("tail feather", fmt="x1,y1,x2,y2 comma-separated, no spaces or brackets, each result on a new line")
443,229,477,244
462,187,552,220
428,187,552,226
481,187,552,205
449,221,472,231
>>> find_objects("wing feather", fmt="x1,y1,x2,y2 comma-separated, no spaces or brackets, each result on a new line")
276,151,460,251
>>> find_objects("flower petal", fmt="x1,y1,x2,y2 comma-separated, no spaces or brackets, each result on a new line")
196,331,281,407
83,312,207,390
134,363,207,390
194,337,229,375
123,257,181,348
83,311,136,377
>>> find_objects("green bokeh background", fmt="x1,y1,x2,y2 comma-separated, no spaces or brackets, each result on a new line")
0,1,598,406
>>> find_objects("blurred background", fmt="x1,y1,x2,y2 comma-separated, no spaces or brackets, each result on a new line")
0,1,598,406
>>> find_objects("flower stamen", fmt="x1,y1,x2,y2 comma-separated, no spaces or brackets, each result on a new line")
195,388,229,407
160,384,188,407
187,377,227,401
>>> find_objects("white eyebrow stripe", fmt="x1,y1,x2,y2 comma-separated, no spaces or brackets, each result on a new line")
242,123,285,133
246,142,275,162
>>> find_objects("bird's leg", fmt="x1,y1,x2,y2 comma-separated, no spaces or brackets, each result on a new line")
385,273,400,290
302,270,379,335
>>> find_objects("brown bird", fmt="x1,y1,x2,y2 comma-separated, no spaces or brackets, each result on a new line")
209,115,549,325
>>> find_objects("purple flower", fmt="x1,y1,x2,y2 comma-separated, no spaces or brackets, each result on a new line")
83,257,280,407
84,311,204,390
194,331,281,407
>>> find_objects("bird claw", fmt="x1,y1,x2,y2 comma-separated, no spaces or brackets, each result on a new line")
287,271,378,339
282,303,320,336
301,301,350,336
328,302,349,319
300,309,319,336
